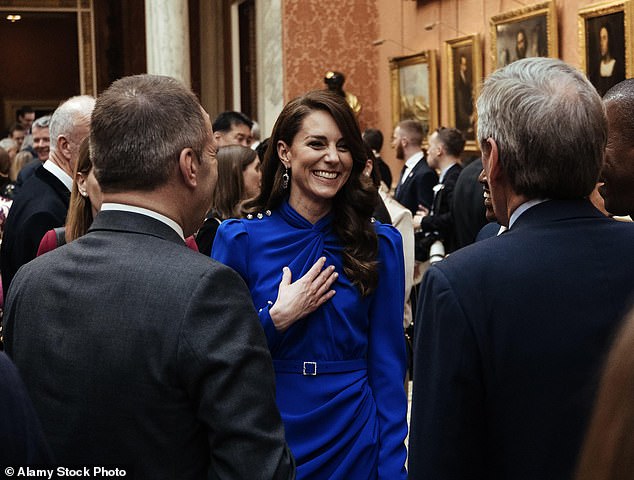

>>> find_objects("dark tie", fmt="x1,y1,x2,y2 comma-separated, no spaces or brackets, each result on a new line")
395,166,407,197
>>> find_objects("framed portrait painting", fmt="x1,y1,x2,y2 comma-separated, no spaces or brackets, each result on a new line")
389,51,439,137
445,34,482,150
579,0,633,96
490,1,558,69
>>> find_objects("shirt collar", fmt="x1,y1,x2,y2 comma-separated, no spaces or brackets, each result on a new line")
438,162,457,184
42,160,73,191
100,203,185,240
404,151,424,170
509,198,549,229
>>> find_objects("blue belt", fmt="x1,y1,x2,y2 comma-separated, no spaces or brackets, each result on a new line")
273,359,367,376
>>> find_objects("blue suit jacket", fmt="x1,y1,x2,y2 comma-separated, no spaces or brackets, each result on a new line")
394,158,438,215
409,199,634,480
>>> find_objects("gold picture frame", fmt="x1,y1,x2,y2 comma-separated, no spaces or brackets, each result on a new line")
389,50,439,139
445,34,482,152
490,1,558,70
579,0,633,96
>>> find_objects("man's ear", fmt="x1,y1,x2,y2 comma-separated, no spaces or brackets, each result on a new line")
178,147,197,189
58,135,71,160
487,138,502,183
277,140,291,168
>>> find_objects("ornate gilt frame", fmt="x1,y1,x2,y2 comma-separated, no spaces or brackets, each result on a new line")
389,50,439,140
445,34,482,152
490,1,558,70
578,0,633,88
0,0,95,96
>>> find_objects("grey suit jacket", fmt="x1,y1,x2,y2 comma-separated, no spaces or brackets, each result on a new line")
4,210,295,480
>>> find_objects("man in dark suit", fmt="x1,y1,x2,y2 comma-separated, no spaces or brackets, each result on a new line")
452,157,489,248
4,75,295,479
409,58,634,480
0,352,52,465
600,79,634,218
1,96,95,294
414,127,463,256
392,119,438,215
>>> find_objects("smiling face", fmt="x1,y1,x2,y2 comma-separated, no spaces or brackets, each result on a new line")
32,124,50,162
278,109,353,222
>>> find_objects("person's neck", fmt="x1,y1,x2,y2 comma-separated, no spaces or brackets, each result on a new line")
404,148,422,162
287,192,332,225
437,155,458,172
47,151,72,177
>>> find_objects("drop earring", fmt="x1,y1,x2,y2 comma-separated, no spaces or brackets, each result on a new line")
282,167,290,190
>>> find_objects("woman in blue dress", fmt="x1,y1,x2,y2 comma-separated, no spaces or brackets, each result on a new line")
212,90,408,479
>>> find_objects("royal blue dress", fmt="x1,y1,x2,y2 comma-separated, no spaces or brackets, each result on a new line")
212,199,408,479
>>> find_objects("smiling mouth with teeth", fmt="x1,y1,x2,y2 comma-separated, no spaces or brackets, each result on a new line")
313,171,338,179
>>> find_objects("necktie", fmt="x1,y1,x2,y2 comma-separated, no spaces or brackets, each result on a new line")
395,165,408,197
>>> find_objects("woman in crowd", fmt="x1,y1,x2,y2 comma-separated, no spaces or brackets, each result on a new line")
212,90,408,479
195,144,261,255
576,305,634,480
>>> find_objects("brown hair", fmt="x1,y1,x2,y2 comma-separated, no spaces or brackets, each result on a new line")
91,74,207,193
576,305,634,480
246,90,378,295
65,138,93,242
212,145,257,219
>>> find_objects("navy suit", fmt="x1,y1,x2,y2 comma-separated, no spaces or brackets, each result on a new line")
420,163,462,253
409,199,634,480
452,158,488,249
394,157,438,215
1,165,69,294
0,352,52,465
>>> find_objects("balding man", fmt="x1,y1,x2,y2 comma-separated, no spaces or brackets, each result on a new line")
409,58,634,480
1,96,95,293
600,79,634,218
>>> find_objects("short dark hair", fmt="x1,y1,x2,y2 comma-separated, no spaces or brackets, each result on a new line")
212,111,253,134
435,127,465,157
363,128,384,152
398,119,425,145
91,74,207,193
16,106,34,121
8,122,26,136
604,79,634,146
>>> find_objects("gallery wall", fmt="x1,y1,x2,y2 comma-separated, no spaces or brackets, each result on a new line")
371,0,614,184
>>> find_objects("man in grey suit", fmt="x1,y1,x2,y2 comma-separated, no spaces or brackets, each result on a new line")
4,75,295,479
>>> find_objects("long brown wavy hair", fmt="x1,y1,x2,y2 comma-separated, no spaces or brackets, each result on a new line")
65,138,93,242
212,145,258,219
244,90,379,295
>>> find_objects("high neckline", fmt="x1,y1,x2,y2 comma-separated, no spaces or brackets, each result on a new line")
279,198,333,231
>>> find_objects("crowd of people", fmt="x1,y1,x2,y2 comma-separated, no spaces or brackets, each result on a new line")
0,56,634,480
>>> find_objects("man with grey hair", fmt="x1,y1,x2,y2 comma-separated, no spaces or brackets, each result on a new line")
1,95,95,293
409,58,634,480
3,74,295,479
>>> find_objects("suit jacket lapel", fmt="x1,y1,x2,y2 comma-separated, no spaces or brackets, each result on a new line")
36,166,71,207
